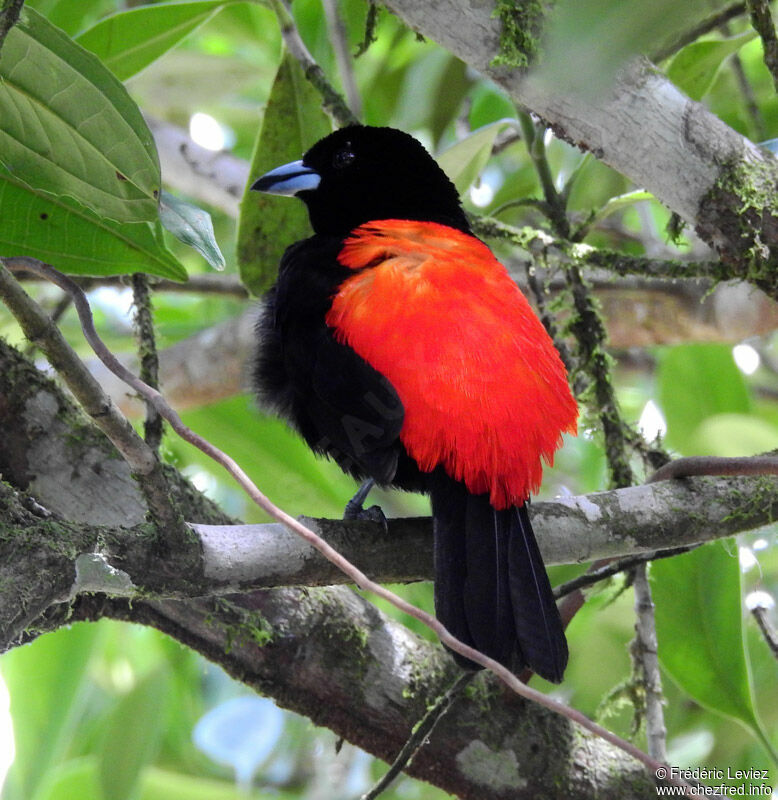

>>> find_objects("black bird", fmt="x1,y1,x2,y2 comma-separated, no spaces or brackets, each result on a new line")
250,125,578,681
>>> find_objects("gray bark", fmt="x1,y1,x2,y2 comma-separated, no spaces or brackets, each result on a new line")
382,0,778,276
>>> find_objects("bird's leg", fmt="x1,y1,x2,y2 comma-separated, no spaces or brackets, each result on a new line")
344,478,388,528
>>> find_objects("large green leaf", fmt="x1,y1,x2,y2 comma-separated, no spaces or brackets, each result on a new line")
690,413,778,457
97,668,171,800
657,343,751,454
437,119,519,194
176,396,359,520
76,1,237,82
651,542,773,755
0,7,161,224
667,32,758,101
1,624,100,800
236,51,331,296
0,174,188,280
26,0,113,36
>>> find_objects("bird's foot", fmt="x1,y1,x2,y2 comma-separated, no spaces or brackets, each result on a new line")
344,478,388,530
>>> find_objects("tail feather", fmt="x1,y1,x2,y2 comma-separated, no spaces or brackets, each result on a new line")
508,504,568,683
429,472,567,682
430,477,476,657
461,498,515,666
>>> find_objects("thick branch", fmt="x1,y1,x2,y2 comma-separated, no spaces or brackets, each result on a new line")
81,590,656,800
3,338,777,598
382,1,778,283
0,339,667,798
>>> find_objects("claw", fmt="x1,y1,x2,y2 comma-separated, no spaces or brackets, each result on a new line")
344,478,388,531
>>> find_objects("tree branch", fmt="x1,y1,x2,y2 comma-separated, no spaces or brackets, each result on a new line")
651,3,747,62
632,563,667,763
80,270,778,420
0,260,185,539
3,336,777,598
0,334,746,797
13,261,701,791
746,0,778,94
131,273,163,453
271,0,359,127
382,0,778,289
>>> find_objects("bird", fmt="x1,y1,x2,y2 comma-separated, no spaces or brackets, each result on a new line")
250,125,578,682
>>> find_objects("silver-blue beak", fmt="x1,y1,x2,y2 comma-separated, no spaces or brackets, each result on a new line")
250,159,321,196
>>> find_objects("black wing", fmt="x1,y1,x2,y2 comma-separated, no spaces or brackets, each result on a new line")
254,235,405,484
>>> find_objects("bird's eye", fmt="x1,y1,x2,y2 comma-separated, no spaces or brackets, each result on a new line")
332,146,355,169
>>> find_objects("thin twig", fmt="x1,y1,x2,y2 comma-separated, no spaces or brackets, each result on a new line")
16,271,249,298
360,672,475,800
523,259,574,373
648,454,778,483
651,2,747,62
553,546,698,600
719,17,767,141
354,0,379,57
131,274,163,453
473,216,729,282
271,0,359,127
750,603,778,660
322,0,362,117
568,263,636,487
4,256,699,795
0,258,186,542
0,0,24,53
632,563,667,763
518,112,571,238
746,0,778,94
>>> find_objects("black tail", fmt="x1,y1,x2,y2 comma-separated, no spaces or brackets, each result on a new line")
429,473,568,683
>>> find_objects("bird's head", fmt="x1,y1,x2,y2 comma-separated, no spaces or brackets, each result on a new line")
251,125,470,236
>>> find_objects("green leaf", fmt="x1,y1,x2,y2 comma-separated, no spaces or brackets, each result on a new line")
159,190,225,271
437,119,519,195
2,624,100,800
0,174,188,280
690,413,778,457
468,83,516,130
97,668,171,800
140,767,260,800
26,0,113,35
75,1,236,82
657,343,751,455
667,31,758,101
0,7,161,224
176,396,358,519
237,50,331,295
31,758,260,800
651,542,773,755
32,758,102,800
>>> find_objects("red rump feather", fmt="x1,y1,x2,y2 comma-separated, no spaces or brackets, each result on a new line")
326,219,578,509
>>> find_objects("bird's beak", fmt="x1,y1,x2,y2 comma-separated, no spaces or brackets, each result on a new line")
250,160,321,196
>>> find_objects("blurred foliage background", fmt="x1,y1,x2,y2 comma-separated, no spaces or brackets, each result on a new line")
1,0,778,797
